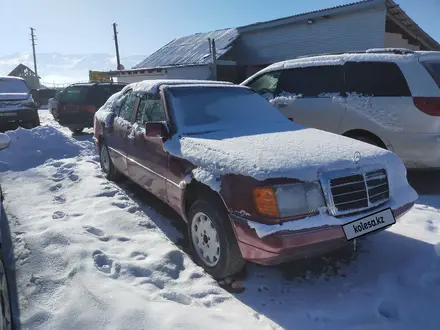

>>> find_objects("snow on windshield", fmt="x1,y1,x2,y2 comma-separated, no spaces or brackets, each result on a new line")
168,86,290,134
0,77,28,93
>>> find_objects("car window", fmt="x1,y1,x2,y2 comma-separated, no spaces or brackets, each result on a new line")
345,61,411,96
246,71,281,99
92,85,126,107
421,61,440,88
59,86,90,103
118,92,137,122
135,94,166,125
278,66,344,97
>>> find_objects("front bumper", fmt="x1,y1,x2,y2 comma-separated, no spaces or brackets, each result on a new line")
230,202,414,265
0,109,40,131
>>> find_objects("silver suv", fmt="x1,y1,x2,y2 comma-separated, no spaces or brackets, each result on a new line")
242,48,440,170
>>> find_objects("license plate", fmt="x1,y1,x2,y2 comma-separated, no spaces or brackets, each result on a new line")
342,208,395,240
0,112,17,117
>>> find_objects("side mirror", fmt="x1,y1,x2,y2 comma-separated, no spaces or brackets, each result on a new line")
145,121,168,138
0,133,10,150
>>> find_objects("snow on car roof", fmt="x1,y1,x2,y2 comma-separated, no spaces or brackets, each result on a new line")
247,51,420,78
95,80,236,126
125,79,233,95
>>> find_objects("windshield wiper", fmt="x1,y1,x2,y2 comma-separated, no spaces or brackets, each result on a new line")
182,129,220,136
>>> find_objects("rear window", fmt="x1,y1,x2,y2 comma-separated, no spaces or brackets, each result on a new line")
421,61,440,88
0,78,29,93
59,86,90,103
345,61,411,96
93,85,126,107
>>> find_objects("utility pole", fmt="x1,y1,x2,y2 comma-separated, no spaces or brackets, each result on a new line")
113,23,121,70
30,27,38,77
211,39,217,80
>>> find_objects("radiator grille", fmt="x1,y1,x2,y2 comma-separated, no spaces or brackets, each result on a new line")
329,169,389,215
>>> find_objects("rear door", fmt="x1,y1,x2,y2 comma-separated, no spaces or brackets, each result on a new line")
275,66,346,131
57,85,91,115
105,90,138,176
127,93,168,201
340,61,413,135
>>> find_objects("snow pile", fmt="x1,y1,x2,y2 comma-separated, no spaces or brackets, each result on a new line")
0,126,94,172
318,92,341,98
2,158,275,330
346,93,403,131
269,92,302,106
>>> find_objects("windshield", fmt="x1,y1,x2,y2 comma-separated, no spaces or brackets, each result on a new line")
167,86,290,134
0,78,29,93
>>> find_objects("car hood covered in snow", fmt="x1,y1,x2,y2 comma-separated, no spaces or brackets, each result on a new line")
165,125,417,209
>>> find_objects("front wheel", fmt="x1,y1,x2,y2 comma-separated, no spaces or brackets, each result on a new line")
99,140,122,181
188,198,245,279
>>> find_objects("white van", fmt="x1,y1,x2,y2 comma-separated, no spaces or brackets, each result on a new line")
241,48,440,170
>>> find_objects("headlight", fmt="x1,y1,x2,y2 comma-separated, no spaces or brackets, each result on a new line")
253,181,326,218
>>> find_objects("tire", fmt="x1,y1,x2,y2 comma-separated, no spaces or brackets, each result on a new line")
188,198,245,279
69,127,84,134
99,140,122,181
0,253,12,330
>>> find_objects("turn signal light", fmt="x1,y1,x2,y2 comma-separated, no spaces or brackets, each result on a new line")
253,187,279,217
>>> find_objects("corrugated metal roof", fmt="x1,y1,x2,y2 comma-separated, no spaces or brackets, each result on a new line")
238,0,379,31
386,0,440,50
133,28,239,69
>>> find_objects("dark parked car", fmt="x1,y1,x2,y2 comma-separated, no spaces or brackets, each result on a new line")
0,76,40,132
0,133,13,329
56,82,126,133
93,80,417,279
30,88,58,108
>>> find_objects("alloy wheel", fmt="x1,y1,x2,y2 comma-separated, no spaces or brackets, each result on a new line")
191,212,221,267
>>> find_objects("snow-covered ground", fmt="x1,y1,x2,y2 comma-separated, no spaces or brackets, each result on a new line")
0,109,439,329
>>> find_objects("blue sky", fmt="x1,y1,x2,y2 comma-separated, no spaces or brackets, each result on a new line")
1,0,439,57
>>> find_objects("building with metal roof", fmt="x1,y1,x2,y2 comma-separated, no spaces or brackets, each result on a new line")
8,63,41,89
109,0,439,84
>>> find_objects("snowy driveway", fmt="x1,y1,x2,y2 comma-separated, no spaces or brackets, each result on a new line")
0,110,439,329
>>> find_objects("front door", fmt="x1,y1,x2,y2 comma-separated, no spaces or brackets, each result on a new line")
127,93,168,201
106,90,138,176
275,65,346,132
